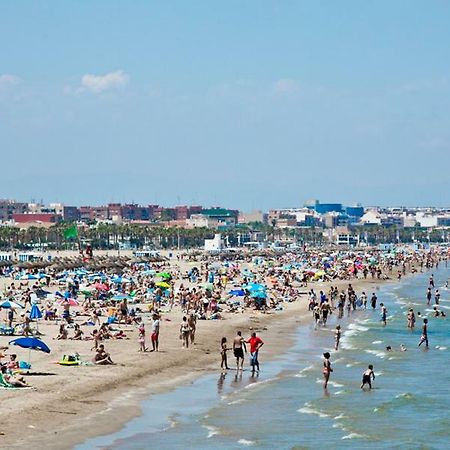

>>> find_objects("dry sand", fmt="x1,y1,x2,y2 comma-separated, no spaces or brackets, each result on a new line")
0,253,390,449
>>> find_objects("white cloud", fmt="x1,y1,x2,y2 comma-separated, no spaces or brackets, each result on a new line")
273,78,299,94
0,74,21,87
79,70,129,93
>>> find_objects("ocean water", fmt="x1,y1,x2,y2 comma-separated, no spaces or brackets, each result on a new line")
78,267,450,450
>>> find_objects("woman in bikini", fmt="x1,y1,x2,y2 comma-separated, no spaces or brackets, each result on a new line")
322,352,333,389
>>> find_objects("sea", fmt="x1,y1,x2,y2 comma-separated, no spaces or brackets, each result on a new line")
77,266,450,450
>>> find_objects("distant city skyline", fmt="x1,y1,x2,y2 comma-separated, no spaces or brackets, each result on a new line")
1,1,450,209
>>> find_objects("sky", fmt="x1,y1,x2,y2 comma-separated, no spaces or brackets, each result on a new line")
1,0,450,210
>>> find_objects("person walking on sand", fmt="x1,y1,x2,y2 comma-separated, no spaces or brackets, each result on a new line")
151,313,160,352
233,331,247,370
418,318,429,348
322,352,333,389
220,337,231,370
334,325,341,351
188,313,196,345
361,365,375,390
180,316,191,348
247,332,264,374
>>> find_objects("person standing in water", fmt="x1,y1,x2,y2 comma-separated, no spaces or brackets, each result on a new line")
426,287,432,305
371,293,377,310
418,318,429,348
361,291,367,309
407,308,416,329
435,289,440,305
380,303,387,326
334,325,341,351
322,352,333,389
361,365,375,390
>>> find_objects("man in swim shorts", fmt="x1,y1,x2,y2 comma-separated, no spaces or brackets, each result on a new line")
361,365,375,389
233,331,246,370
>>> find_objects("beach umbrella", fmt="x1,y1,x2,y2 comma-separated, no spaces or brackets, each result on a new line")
155,281,170,289
0,299,24,309
18,274,39,280
251,291,267,299
141,269,156,276
229,289,245,297
9,337,50,353
111,276,132,284
57,298,79,306
156,272,171,279
111,294,132,302
9,336,51,369
243,283,266,292
29,304,42,320
200,282,214,290
94,282,109,291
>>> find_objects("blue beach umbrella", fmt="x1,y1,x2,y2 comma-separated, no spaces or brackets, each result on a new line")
251,291,267,299
29,304,42,320
111,294,132,302
18,274,39,281
243,283,266,292
9,337,51,368
229,289,246,297
9,337,51,353
0,299,24,309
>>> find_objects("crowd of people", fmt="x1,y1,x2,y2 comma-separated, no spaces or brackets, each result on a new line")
0,246,447,391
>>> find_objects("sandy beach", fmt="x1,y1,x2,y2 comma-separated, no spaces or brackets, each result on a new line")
0,267,387,449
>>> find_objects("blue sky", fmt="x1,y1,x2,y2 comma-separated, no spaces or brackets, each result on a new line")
1,0,450,209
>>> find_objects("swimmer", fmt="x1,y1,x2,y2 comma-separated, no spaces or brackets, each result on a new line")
400,344,407,352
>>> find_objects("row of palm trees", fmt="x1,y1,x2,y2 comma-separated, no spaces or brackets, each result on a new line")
0,222,447,251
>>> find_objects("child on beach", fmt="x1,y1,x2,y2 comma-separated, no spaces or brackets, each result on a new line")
138,321,147,352
220,337,231,370
361,365,375,389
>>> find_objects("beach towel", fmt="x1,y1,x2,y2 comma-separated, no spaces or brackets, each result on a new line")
0,373,33,390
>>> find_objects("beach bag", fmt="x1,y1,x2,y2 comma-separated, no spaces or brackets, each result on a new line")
19,361,31,370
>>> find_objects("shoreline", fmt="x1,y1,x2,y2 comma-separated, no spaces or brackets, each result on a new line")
2,275,391,450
